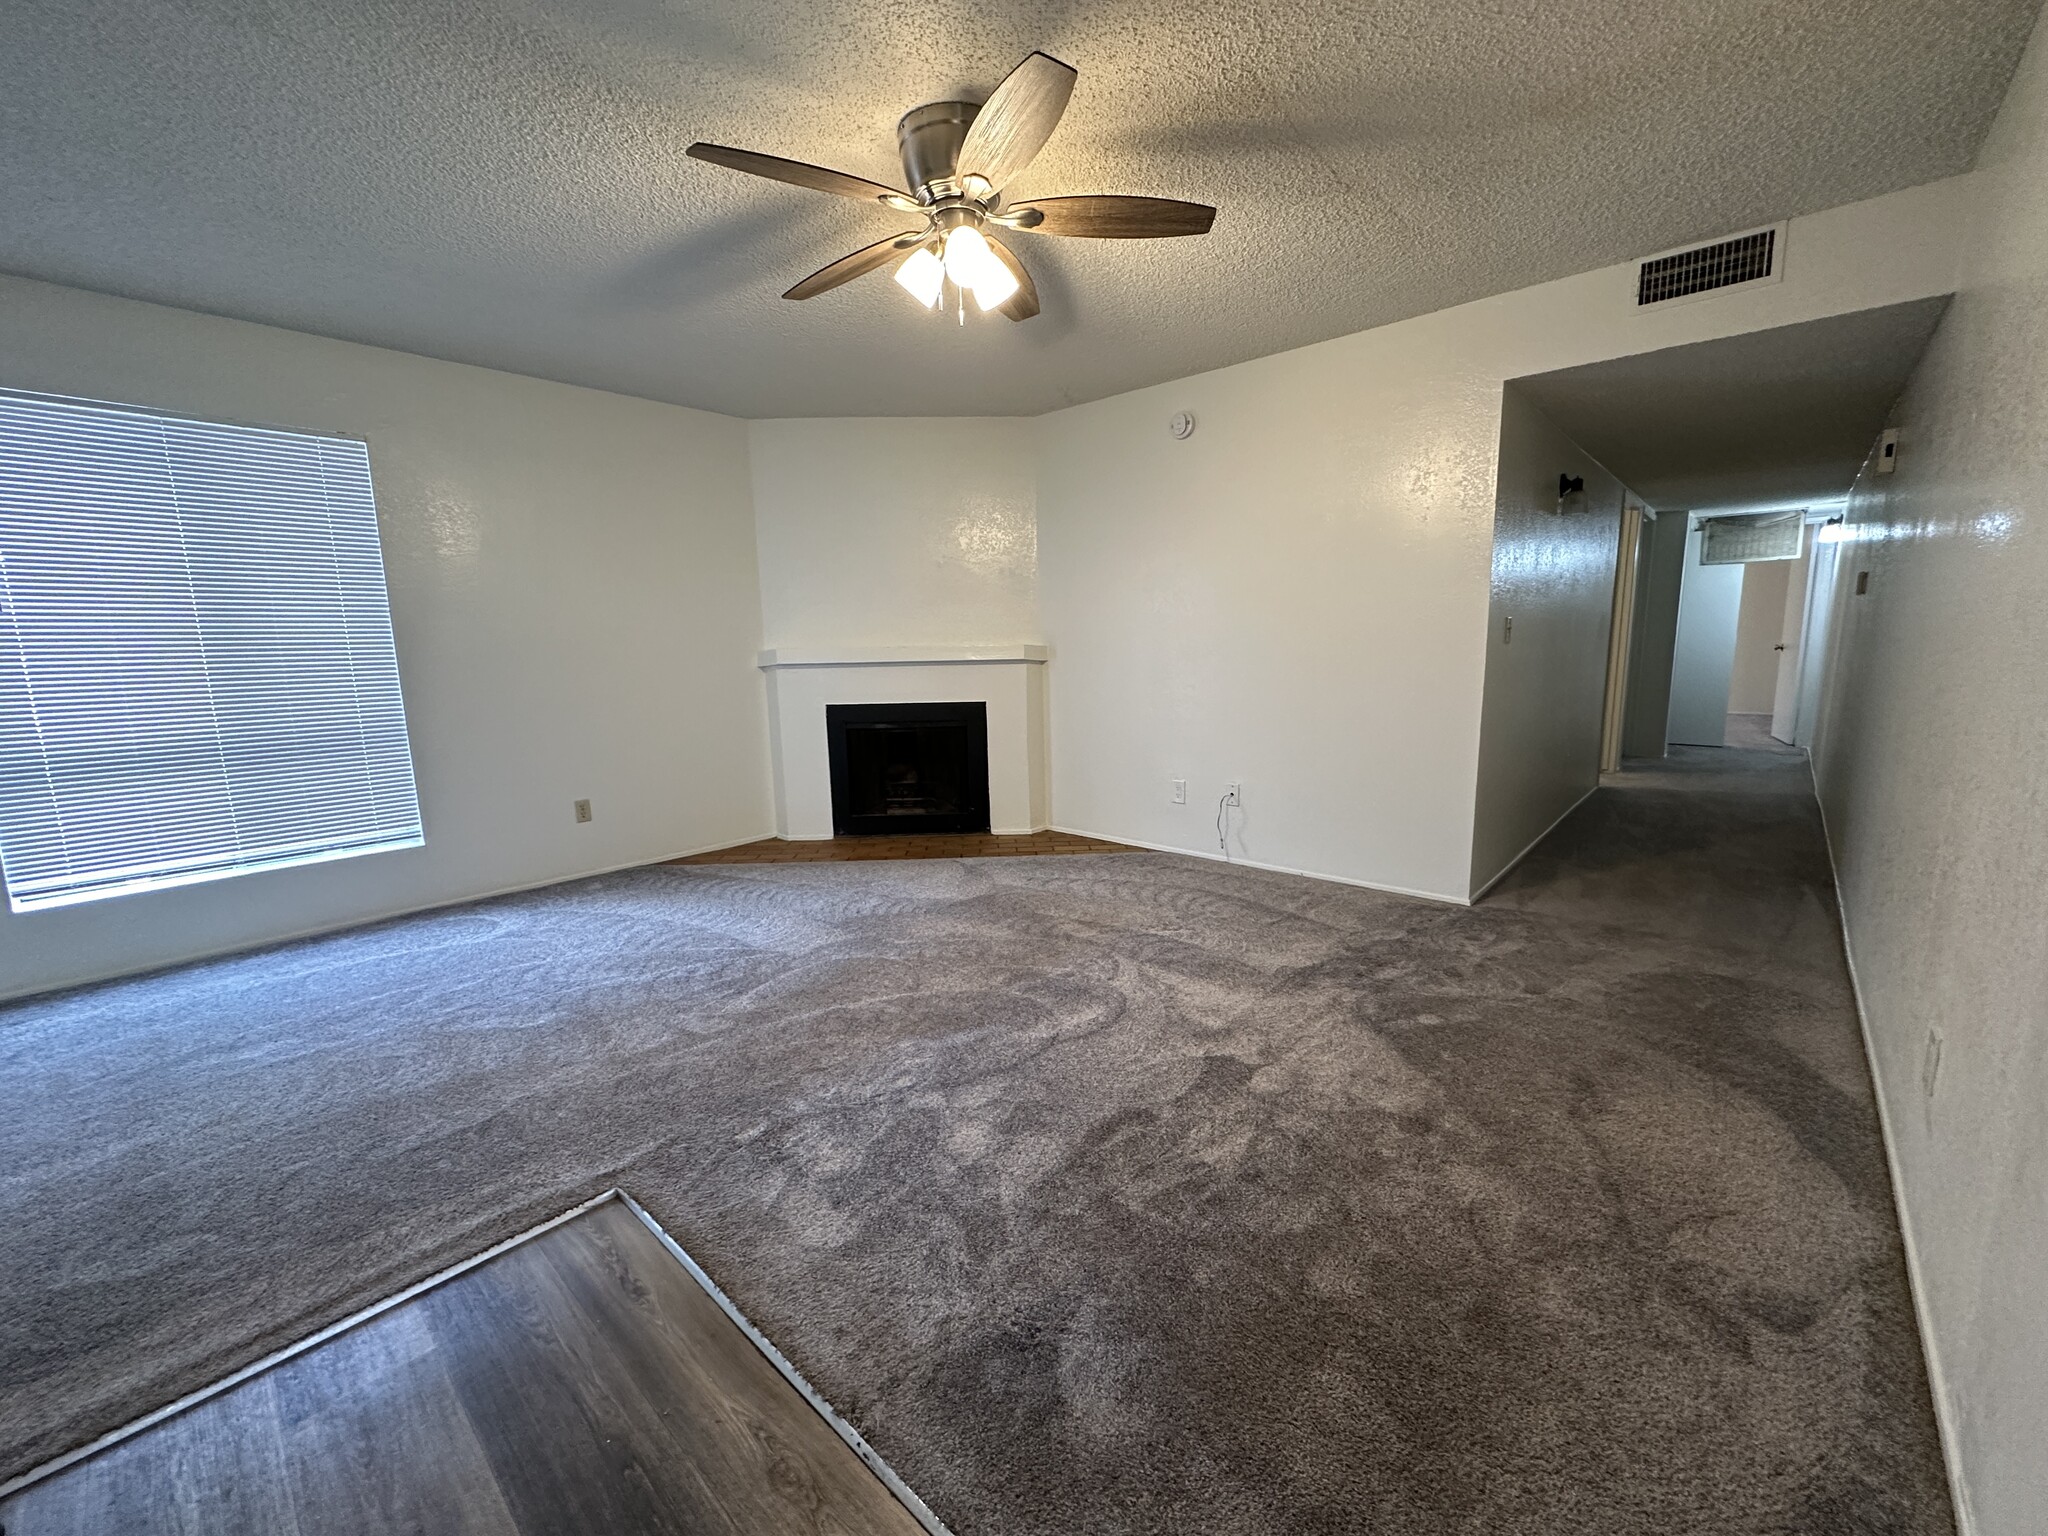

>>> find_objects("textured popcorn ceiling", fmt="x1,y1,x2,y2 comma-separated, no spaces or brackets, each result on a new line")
1515,298,1952,514
0,0,2038,417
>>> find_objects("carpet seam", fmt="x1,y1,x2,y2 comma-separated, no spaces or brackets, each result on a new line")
614,1191,956,1536
0,1188,625,1500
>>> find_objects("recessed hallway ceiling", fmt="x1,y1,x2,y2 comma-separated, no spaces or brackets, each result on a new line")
0,0,2036,417
1513,297,1950,513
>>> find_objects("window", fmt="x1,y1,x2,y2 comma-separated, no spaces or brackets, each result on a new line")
0,390,422,912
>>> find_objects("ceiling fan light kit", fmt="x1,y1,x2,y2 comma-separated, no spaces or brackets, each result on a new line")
686,51,1217,323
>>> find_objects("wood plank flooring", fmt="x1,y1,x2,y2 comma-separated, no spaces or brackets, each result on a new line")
0,1198,931,1536
673,829,1134,864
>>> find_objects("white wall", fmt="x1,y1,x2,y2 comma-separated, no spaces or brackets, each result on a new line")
0,171,1979,991
762,658,1047,838
0,275,770,999
1728,556,1793,714
749,418,1039,650
1469,388,1630,894
747,419,1045,839
1036,173,1968,901
1666,527,1745,745
1810,13,2048,1532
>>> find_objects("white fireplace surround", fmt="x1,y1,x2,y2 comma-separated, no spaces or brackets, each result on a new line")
758,646,1049,840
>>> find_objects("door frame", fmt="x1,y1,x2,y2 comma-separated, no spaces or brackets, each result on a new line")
1599,502,1645,772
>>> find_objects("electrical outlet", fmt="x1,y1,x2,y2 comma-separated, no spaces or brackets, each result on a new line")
573,798,592,824
1503,614,1514,644
1171,778,1187,804
1223,782,1242,806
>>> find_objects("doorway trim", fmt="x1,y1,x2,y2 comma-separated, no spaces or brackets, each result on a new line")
1599,502,1645,772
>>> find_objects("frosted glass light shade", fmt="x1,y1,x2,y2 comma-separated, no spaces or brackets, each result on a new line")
894,246,944,308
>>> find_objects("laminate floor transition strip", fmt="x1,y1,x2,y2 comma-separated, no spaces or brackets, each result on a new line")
0,1193,941,1536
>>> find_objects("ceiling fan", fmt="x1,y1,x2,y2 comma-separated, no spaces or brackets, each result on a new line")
686,51,1216,322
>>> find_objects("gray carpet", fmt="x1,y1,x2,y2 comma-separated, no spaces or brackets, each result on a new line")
0,741,1952,1534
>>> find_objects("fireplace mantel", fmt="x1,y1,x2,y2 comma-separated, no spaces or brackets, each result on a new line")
758,644,1047,669
758,647,1048,839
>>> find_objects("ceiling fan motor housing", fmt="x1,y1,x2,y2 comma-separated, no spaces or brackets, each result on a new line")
897,101,980,202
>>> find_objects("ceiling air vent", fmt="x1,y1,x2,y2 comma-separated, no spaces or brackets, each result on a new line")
1635,224,1784,307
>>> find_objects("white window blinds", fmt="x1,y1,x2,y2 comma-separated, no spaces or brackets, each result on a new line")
0,390,422,912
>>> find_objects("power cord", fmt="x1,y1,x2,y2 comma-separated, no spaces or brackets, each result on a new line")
1216,790,1231,860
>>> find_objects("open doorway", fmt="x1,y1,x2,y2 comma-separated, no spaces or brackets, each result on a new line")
1509,295,1948,766
1668,509,1825,750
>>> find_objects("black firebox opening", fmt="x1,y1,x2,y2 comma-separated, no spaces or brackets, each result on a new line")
826,702,991,836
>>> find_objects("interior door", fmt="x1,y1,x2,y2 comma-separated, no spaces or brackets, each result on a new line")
1599,504,1644,772
1666,522,1745,746
1769,545,1811,742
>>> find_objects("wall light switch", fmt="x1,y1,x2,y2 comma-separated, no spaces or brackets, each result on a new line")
1172,778,1187,804
574,798,593,824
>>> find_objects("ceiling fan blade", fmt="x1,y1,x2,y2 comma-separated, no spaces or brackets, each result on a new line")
1003,195,1216,238
687,142,910,206
782,231,927,300
956,52,1077,192
984,235,1039,321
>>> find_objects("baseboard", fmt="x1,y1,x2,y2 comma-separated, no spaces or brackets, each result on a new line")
1811,772,1974,1536
1046,825,1463,906
1466,782,1601,904
2,828,777,1005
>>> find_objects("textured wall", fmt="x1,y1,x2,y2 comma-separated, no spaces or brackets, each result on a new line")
748,417,1039,651
0,277,771,999
1811,11,2048,1533
1810,9,2048,1531
1035,176,1969,904
1469,388,1630,894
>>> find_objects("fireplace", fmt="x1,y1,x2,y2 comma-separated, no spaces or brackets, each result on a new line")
826,702,991,835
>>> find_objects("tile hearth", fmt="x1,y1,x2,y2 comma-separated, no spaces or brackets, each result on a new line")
671,830,1132,865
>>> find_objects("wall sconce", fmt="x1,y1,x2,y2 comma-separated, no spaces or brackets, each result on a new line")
1557,473,1585,512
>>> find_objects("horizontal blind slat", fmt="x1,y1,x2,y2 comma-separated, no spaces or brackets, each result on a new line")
0,391,422,910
